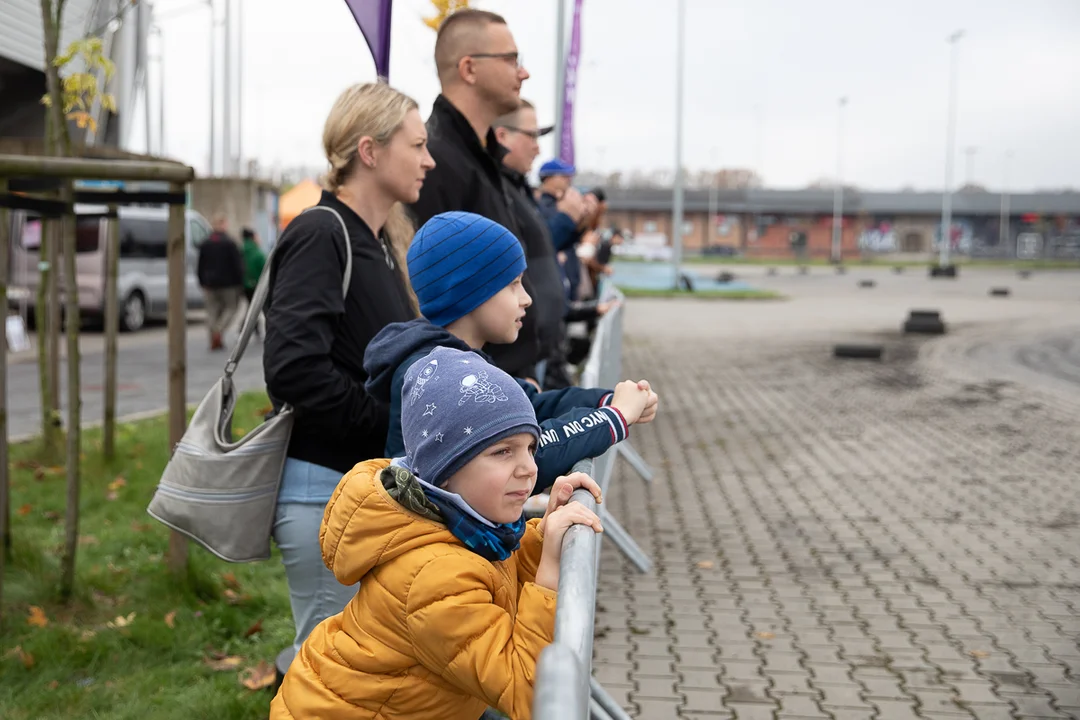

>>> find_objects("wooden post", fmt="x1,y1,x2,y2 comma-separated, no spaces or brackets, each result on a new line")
102,205,119,460
165,184,188,574
59,185,82,601
1,176,11,619
46,217,60,416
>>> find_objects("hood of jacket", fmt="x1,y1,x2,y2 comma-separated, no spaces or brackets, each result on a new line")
321,459,458,586
363,318,475,403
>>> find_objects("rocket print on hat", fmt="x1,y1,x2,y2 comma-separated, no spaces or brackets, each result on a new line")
458,368,509,406
409,358,440,405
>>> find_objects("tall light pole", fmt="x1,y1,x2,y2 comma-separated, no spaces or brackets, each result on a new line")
1000,150,1012,249
208,0,216,176
237,0,244,174
670,0,686,288
223,0,232,176
965,146,977,186
939,30,964,269
831,96,848,264
554,0,567,148
707,147,718,250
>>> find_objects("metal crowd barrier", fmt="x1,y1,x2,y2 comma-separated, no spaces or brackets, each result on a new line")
533,286,655,720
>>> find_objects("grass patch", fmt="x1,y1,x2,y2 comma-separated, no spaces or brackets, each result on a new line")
617,287,784,300
1,390,293,720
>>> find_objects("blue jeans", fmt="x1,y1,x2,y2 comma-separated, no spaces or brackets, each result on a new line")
273,460,358,652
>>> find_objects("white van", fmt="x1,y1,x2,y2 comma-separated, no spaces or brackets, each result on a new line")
7,206,210,332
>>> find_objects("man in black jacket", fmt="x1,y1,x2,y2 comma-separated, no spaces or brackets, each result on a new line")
407,9,542,380
492,100,575,389
197,213,245,350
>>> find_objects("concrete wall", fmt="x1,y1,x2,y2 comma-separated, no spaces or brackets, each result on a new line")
190,177,280,249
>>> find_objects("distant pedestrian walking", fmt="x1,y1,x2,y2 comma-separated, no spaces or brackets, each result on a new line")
241,227,267,338
197,213,245,350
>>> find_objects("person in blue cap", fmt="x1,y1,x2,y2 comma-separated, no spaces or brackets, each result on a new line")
364,211,659,494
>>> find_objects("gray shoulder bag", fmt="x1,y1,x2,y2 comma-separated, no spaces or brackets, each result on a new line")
147,207,353,562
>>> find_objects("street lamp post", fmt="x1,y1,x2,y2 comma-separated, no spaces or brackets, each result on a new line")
1000,151,1012,250
707,148,718,250
938,30,964,270
831,96,848,264
671,0,686,288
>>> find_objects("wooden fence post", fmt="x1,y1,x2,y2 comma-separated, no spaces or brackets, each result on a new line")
0,176,11,622
166,184,188,574
102,204,119,459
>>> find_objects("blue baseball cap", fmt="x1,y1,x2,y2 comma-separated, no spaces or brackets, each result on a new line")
539,159,576,178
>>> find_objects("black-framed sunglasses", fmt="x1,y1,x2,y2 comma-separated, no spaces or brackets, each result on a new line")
469,51,523,69
500,125,542,140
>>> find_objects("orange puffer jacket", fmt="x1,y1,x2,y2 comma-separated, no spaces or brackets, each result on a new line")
270,459,557,720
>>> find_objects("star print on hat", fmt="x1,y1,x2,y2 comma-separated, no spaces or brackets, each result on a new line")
398,346,540,488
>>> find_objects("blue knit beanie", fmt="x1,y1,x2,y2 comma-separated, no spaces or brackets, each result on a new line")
399,346,540,488
407,211,527,327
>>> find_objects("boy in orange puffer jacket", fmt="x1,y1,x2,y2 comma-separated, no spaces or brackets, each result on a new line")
270,345,635,719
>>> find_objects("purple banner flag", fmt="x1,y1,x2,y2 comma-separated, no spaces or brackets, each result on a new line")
344,0,394,80
560,0,584,165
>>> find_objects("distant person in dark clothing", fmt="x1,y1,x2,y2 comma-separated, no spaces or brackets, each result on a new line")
492,99,565,383
241,227,267,338
536,159,587,302
588,227,624,293
197,213,245,350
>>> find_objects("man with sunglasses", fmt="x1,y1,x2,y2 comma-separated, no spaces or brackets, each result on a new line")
408,9,543,381
493,100,568,388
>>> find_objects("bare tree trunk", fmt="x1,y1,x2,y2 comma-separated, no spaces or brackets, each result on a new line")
103,206,119,459
39,0,69,462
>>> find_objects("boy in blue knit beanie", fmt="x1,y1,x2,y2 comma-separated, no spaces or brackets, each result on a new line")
365,211,658,494
272,346,605,719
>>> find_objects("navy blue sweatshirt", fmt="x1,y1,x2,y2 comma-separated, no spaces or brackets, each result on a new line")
363,318,628,493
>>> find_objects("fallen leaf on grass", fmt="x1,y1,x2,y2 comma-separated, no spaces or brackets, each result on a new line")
106,612,136,629
256,404,274,417
222,588,250,606
164,611,176,629
755,631,776,640
234,427,247,436
130,521,152,533
239,661,276,691
222,572,241,590
79,535,100,546
204,655,244,672
48,680,59,689
43,510,61,523
44,466,63,476
5,645,35,668
18,504,32,517
695,560,715,569
27,606,48,628
108,477,127,492
244,618,263,638
33,467,46,481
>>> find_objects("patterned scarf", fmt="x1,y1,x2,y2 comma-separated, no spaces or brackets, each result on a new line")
382,465,526,563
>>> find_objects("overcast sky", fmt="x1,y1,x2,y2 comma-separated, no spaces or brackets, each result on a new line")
146,0,1080,191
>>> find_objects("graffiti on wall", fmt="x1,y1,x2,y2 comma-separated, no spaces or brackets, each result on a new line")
858,217,897,252
933,220,975,254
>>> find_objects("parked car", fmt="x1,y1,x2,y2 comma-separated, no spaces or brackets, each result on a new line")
6,206,210,332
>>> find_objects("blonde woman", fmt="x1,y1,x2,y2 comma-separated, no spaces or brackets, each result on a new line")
263,82,434,653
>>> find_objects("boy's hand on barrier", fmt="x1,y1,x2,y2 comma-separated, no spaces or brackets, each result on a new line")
636,380,659,425
611,379,652,425
535,502,604,592
539,472,602,535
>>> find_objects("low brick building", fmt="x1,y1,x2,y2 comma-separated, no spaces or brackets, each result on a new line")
605,188,1080,260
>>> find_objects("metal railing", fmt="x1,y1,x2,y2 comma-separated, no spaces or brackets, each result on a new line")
533,286,655,720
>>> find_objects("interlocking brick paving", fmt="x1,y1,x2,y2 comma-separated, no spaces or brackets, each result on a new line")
592,291,1080,720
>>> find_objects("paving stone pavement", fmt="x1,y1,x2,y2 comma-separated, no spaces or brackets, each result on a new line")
590,294,1080,720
